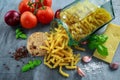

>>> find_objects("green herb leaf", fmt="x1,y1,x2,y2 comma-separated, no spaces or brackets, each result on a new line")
97,45,108,56
15,28,27,39
88,41,99,50
88,34,108,56
88,34,108,44
22,60,42,72
16,28,21,33
22,64,31,72
16,34,19,39
19,34,27,39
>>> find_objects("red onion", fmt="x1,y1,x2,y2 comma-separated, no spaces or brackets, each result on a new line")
4,10,20,26
55,9,61,18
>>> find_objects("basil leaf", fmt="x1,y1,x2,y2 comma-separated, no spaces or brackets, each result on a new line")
97,45,108,56
88,34,108,44
88,41,99,50
19,34,27,39
16,28,21,33
97,34,108,43
22,64,31,72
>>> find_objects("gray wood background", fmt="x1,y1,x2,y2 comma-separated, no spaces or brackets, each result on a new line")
0,0,120,80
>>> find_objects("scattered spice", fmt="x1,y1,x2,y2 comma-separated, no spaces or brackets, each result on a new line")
16,65,20,68
13,46,29,61
8,52,12,54
3,64,6,66
11,56,14,58
20,60,25,64
3,64,10,70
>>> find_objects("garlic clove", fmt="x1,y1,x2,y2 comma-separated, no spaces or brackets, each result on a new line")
77,66,85,77
109,63,119,70
82,56,92,63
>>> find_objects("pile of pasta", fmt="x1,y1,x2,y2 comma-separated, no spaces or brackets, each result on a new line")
40,26,80,77
60,8,112,41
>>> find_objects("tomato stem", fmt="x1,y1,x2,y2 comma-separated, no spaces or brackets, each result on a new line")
39,0,45,9
27,1,34,7
34,2,39,15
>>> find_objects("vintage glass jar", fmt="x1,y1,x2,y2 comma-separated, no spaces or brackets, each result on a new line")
50,0,115,46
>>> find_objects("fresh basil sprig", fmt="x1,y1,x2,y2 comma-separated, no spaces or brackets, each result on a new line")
22,59,42,72
88,34,108,56
16,28,27,39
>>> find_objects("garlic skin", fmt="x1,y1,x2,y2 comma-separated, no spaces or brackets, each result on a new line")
77,66,85,77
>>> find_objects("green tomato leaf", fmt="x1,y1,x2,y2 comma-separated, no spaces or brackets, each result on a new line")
97,45,108,56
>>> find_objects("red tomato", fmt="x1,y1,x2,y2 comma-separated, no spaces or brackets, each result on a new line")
36,6,54,24
35,0,52,7
18,0,35,14
20,11,37,29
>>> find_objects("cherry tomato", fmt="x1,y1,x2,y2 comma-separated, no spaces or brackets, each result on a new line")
35,0,52,8
36,6,54,24
20,11,37,29
18,0,35,14
55,9,61,18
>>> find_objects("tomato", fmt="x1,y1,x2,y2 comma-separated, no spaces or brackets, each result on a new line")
18,0,35,14
35,0,52,7
20,11,37,29
36,6,54,24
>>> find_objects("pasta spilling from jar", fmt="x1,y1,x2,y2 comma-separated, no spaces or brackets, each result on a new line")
40,26,80,77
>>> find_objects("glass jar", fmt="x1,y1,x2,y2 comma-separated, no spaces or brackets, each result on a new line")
50,0,115,46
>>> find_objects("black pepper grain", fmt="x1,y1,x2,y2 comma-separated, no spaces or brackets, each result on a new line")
3,64,10,70
16,65,20,68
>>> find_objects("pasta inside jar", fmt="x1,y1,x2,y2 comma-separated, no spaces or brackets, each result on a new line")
59,0,112,42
